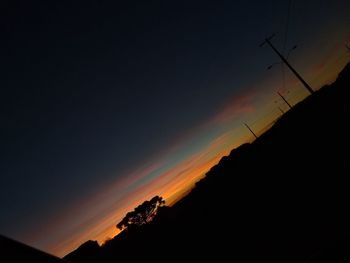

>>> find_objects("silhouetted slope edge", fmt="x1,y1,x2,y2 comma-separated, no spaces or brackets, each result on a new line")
64,240,100,263
65,61,350,263
0,235,66,263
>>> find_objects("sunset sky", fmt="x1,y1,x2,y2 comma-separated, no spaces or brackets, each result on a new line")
1,0,350,257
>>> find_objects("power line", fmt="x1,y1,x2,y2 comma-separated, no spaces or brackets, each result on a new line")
282,0,293,54
281,0,293,93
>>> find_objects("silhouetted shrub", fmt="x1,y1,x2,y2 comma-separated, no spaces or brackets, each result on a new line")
117,196,165,231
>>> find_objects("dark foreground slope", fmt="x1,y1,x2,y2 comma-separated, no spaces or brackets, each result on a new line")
0,235,66,263
66,62,350,263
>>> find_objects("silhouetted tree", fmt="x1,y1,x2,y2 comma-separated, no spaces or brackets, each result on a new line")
117,196,165,231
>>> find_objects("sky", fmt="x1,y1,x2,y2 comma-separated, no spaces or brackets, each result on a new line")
1,0,350,257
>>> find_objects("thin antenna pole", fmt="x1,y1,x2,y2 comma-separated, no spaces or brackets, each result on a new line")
244,123,258,139
277,91,292,109
278,107,284,114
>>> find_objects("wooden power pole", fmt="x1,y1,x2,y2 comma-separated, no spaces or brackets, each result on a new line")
261,34,314,95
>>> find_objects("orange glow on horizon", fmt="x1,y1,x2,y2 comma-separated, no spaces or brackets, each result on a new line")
46,128,249,257
43,37,350,256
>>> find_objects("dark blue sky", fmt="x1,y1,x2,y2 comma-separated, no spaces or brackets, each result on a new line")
1,0,349,256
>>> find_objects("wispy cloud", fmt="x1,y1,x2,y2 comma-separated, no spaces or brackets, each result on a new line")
210,91,257,125
48,126,246,256
40,86,260,257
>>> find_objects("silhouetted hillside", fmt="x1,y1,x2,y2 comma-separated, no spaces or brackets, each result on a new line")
65,62,350,263
64,240,100,263
0,235,66,263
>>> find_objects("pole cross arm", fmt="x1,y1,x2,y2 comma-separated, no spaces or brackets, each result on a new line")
259,34,275,47
260,34,314,95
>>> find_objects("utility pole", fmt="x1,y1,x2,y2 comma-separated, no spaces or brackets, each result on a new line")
244,123,258,139
278,107,284,115
277,91,292,109
260,34,314,95
346,44,350,52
